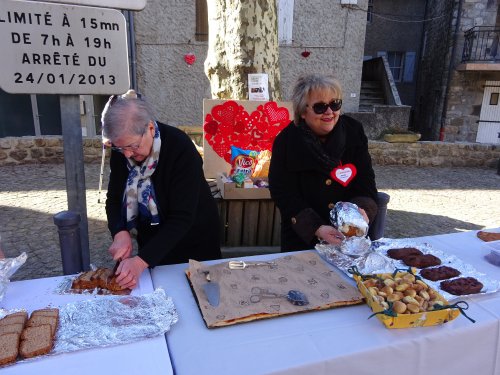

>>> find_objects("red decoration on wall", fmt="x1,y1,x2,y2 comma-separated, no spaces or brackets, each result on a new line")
301,50,311,58
203,101,290,163
184,53,196,65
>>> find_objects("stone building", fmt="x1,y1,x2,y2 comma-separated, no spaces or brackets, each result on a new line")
1,0,498,147
363,0,427,109
414,0,500,142
0,0,370,137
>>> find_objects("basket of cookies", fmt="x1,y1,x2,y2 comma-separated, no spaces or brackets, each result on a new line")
349,267,474,329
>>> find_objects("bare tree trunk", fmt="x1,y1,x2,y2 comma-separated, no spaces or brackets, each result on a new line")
204,0,281,100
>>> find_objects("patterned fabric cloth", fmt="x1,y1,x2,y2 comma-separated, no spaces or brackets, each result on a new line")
122,122,161,229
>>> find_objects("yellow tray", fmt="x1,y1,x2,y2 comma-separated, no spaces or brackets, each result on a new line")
354,271,460,329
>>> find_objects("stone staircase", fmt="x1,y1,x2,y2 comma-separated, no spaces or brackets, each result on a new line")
359,80,385,112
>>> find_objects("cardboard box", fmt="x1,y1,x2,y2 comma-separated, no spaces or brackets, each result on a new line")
203,99,293,179
216,174,270,200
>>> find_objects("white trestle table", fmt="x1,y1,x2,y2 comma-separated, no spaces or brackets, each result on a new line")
152,229,500,375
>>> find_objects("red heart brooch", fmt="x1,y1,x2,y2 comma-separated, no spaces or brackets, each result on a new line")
203,101,290,163
330,163,357,187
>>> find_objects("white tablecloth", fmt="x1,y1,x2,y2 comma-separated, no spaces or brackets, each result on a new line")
1,270,173,375
152,229,500,375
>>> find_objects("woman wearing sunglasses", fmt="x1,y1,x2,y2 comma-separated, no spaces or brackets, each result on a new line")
101,90,221,289
269,74,378,251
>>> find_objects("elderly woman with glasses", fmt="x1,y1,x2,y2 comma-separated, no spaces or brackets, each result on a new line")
102,90,221,289
269,74,378,251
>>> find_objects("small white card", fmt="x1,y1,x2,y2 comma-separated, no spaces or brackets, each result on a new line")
248,73,269,101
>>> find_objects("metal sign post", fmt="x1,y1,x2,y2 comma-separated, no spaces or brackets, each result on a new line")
0,0,131,270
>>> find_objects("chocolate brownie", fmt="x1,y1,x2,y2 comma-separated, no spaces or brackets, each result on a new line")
386,247,423,260
440,277,483,295
420,266,461,281
402,254,441,268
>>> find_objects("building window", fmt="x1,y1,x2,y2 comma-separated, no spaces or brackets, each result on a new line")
367,0,374,23
195,0,208,42
490,92,499,105
387,51,404,82
0,89,62,137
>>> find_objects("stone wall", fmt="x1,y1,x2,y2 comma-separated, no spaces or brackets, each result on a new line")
1,136,498,169
0,137,104,166
369,140,499,168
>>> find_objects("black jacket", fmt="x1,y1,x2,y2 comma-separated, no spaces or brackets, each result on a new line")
269,116,378,251
106,123,221,266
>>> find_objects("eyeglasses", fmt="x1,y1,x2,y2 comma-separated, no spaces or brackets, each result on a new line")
110,128,147,153
309,99,343,114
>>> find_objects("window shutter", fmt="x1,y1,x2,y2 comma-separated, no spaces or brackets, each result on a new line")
278,0,294,45
403,52,416,82
195,0,208,42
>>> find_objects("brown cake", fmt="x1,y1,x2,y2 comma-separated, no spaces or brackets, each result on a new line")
440,277,483,295
386,247,423,260
420,266,461,281
402,254,441,268
71,268,126,293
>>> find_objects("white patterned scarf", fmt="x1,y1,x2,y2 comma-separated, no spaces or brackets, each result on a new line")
122,122,161,229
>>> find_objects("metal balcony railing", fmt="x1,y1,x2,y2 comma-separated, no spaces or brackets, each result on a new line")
462,26,500,62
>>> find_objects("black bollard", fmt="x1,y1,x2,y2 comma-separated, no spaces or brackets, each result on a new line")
368,192,391,240
53,211,83,275
497,159,500,176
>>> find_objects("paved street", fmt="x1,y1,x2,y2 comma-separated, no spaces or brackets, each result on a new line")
0,163,499,281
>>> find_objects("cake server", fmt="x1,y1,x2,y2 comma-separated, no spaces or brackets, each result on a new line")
202,271,220,307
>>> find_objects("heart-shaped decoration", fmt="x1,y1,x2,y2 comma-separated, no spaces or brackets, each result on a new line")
330,163,357,187
204,118,218,135
204,100,290,163
184,53,196,65
301,50,311,58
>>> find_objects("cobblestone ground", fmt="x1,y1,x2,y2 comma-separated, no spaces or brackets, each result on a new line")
0,163,499,281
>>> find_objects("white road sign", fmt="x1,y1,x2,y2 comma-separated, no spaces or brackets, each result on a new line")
0,0,130,94
29,0,146,11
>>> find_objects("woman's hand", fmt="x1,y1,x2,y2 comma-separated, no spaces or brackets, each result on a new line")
115,256,149,289
315,225,345,246
108,230,133,261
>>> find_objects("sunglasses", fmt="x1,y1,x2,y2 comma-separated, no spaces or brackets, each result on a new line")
309,99,343,114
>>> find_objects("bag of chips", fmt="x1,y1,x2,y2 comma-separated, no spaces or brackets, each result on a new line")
252,150,272,178
229,146,259,177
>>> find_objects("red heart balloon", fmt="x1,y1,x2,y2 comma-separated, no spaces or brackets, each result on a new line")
184,53,196,65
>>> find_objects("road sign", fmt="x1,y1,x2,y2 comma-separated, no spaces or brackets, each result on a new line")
0,0,130,94
28,0,147,11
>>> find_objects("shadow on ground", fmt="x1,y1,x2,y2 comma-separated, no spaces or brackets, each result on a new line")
1,205,114,281
384,209,484,239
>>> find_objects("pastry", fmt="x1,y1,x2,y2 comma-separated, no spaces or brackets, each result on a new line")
386,247,423,260
402,254,441,268
420,266,461,281
440,277,483,295
477,231,500,242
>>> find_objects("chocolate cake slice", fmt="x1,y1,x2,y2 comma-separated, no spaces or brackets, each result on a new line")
420,266,461,281
440,277,483,295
